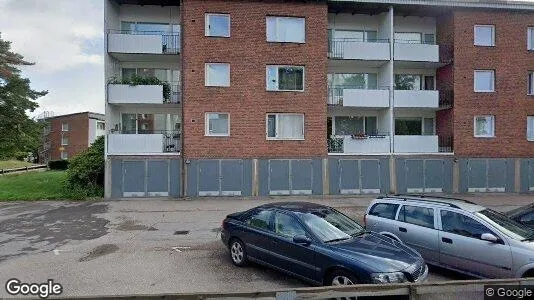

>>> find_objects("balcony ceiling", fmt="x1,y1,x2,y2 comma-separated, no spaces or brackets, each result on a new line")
113,0,180,6
328,2,453,16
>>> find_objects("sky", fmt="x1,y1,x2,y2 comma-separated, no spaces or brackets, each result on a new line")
0,0,104,118
1,0,534,118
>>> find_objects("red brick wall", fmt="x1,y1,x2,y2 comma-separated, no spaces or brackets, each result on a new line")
48,113,89,160
181,0,328,159
452,10,534,158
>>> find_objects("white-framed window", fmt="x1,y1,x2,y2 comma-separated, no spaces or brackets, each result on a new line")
528,27,534,50
205,63,230,87
61,134,69,146
97,122,105,130
205,13,230,37
528,116,534,141
205,113,229,136
266,16,305,43
61,151,68,160
61,123,69,131
474,115,495,138
529,72,534,95
266,65,304,91
474,70,495,92
474,25,495,46
266,113,304,140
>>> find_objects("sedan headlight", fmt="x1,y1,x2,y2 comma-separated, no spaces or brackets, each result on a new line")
370,272,407,283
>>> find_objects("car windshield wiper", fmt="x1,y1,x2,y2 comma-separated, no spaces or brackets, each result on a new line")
351,230,371,237
324,237,351,243
521,233,534,242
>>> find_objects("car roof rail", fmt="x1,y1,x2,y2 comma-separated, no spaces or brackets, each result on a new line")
377,194,475,209
394,193,477,204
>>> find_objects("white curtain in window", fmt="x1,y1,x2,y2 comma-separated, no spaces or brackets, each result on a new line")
474,26,494,46
475,116,494,136
266,66,278,90
529,28,534,50
474,71,494,91
278,115,304,139
206,64,230,86
528,116,534,140
208,114,229,135
267,17,305,43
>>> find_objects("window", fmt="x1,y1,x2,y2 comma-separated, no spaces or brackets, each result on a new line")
266,65,304,91
474,70,495,92
300,208,363,242
274,212,307,238
474,115,495,138
333,30,378,42
245,209,272,231
528,116,534,141
529,27,534,50
61,134,68,146
97,122,105,131
205,113,229,137
266,16,305,43
267,113,304,140
60,151,68,160
395,118,434,136
205,63,230,87
61,123,69,131
474,25,495,46
334,116,378,136
205,14,230,37
394,32,422,44
121,113,180,134
441,210,493,240
424,33,435,45
394,74,435,91
369,203,399,220
529,72,534,95
328,73,378,89
398,205,434,228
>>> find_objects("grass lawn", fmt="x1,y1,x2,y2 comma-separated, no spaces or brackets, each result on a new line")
0,171,69,201
0,160,37,170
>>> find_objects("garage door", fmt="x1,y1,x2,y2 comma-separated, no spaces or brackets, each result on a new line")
268,160,313,195
400,159,447,193
197,160,246,196
336,159,382,194
467,159,506,193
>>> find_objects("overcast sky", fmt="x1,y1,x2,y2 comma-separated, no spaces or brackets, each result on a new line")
1,0,533,118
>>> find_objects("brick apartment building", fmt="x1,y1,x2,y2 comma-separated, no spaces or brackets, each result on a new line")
38,112,106,163
104,0,534,198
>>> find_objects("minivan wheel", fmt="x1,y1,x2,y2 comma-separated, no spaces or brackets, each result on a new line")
229,238,247,267
327,270,358,286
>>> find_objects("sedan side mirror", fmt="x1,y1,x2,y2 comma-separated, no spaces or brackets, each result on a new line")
481,233,499,243
293,235,312,245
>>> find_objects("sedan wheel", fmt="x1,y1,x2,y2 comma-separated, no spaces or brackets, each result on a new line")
332,275,354,286
230,239,247,267
327,270,358,286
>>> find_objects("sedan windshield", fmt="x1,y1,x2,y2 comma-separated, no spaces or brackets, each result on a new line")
299,209,364,243
476,209,533,240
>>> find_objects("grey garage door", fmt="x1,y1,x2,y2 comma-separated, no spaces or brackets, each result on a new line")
117,159,180,198
466,159,507,192
521,159,534,193
268,160,313,195
198,160,246,196
397,159,450,193
336,159,382,194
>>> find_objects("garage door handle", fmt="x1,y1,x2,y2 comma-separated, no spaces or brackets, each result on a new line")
442,237,453,244
399,227,407,233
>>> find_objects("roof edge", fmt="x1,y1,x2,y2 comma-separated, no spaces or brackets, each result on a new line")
329,0,534,11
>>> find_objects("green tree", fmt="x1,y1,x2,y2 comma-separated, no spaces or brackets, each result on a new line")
66,136,104,197
0,34,47,159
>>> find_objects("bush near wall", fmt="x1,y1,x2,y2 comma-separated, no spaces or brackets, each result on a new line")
65,136,104,199
48,160,69,170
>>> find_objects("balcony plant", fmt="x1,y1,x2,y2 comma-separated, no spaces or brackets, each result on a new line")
351,132,368,140
108,75,171,103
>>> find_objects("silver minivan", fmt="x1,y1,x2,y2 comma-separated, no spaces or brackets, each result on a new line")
365,195,534,279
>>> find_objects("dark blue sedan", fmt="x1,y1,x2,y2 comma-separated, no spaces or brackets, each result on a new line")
220,202,428,286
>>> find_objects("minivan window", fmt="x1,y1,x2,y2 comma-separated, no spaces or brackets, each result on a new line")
398,205,434,228
245,209,272,231
477,209,532,240
441,210,492,239
369,203,399,220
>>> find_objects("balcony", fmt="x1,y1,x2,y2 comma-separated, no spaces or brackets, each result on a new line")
394,40,439,62
394,135,438,153
329,39,390,61
394,90,439,108
108,82,180,105
328,133,390,154
328,87,390,108
107,131,180,155
439,90,454,109
107,30,180,56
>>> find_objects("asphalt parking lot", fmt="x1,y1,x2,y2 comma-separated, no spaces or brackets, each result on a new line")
0,194,532,297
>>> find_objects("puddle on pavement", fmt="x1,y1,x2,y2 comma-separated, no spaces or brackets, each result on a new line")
79,244,119,262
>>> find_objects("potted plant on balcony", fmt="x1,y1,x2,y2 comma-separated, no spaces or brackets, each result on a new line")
351,132,368,140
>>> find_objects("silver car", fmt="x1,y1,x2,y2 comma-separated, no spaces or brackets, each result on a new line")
365,195,534,279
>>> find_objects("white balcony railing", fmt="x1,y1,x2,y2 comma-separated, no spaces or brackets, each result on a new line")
329,39,390,61
107,131,181,155
108,83,180,104
107,31,180,55
328,134,390,154
329,87,390,108
394,41,439,62
394,135,439,153
394,90,439,108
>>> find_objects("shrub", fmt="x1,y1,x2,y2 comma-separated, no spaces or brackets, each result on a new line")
15,152,28,161
108,75,171,102
48,159,69,170
66,136,104,197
